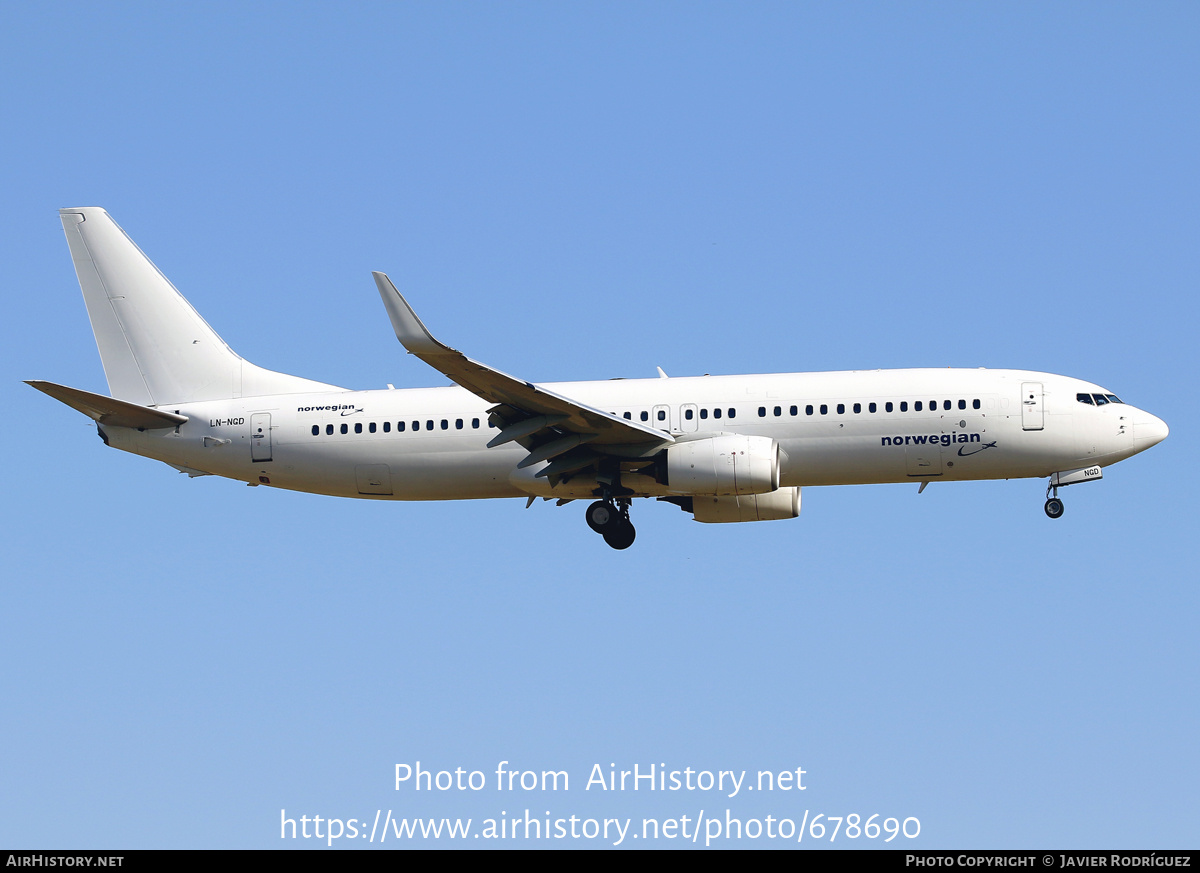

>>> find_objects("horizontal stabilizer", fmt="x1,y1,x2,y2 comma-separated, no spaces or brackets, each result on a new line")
26,380,188,429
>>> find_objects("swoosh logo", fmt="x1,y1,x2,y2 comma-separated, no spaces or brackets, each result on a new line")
958,441,997,457
340,409,363,416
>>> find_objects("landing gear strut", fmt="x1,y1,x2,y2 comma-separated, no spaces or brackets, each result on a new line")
1044,481,1065,519
585,498,636,550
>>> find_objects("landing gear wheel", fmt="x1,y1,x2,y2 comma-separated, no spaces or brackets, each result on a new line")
1044,497,1065,519
585,500,620,534
603,521,636,550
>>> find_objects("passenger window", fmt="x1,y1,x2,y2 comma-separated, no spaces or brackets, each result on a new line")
973,399,981,409
441,419,449,430
641,411,649,422
472,418,480,428
369,422,377,433
700,409,708,420
900,401,907,412
728,408,735,419
806,405,813,415
341,423,348,434
427,420,434,430
684,409,694,420
914,401,922,412
657,410,666,421
885,402,893,412
311,425,319,436
623,412,632,420
791,405,798,416
355,423,363,434
1092,394,1109,406
412,421,419,431
853,403,861,414
758,406,767,418
958,399,966,410
456,419,463,430
398,421,406,432
326,424,334,435
837,403,845,414
820,404,828,415
943,400,952,411
384,421,391,433
774,406,782,417
714,408,723,419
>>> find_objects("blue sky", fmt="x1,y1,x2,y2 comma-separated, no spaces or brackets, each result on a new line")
2,2,1196,848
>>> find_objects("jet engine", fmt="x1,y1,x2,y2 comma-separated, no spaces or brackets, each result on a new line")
665,434,781,496
692,486,801,523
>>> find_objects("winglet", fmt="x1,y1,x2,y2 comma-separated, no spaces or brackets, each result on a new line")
373,272,453,356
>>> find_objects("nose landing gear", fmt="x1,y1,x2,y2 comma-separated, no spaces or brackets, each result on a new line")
585,499,636,550
1044,481,1065,519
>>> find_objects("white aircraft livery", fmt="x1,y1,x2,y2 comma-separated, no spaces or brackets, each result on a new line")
30,207,1169,549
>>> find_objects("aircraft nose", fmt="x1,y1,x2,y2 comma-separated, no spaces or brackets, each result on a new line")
1134,412,1169,449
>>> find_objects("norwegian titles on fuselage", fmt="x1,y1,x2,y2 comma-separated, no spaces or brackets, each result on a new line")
881,433,982,447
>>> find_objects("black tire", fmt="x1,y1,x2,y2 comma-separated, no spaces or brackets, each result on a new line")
603,521,636,550
586,500,619,533
1044,498,1065,519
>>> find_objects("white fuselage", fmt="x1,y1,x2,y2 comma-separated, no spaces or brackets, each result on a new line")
100,367,1163,502
44,207,1169,540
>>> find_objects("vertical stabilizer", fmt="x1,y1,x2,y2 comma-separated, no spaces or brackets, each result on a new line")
59,208,337,405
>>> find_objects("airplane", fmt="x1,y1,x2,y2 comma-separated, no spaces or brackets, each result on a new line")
29,207,1169,549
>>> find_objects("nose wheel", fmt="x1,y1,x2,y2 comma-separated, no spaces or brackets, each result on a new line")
585,499,636,549
1044,481,1065,519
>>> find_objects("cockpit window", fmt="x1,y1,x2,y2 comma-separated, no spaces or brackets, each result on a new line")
1105,394,1123,404
1077,393,1095,405
1092,394,1109,406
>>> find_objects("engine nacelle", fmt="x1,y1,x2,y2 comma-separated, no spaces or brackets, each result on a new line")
692,487,801,523
665,434,781,496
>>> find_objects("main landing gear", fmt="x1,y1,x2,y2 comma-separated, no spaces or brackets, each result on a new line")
586,499,636,550
1044,481,1065,519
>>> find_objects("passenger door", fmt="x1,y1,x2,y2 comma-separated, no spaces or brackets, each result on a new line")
250,413,272,462
1021,382,1044,431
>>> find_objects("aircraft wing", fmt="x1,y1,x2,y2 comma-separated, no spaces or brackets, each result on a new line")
27,380,188,429
373,273,673,476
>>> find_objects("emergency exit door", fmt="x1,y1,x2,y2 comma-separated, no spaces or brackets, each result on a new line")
652,404,671,432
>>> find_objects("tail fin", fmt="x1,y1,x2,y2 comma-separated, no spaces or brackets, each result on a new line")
59,208,338,406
